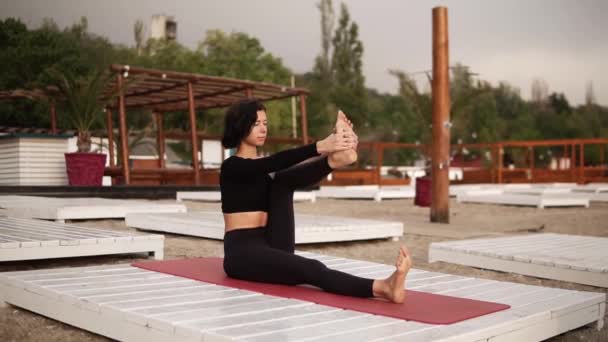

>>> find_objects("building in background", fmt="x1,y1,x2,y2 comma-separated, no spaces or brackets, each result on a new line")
150,15,177,41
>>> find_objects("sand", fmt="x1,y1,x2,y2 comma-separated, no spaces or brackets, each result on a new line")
1,198,607,341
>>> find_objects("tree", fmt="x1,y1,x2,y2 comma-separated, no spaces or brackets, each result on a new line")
134,19,145,56
530,78,549,105
330,3,367,128
585,81,596,107
306,0,336,137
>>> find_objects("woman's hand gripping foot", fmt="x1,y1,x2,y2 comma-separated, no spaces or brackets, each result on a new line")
328,110,358,169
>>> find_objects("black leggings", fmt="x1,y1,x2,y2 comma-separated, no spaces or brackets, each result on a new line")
223,156,374,298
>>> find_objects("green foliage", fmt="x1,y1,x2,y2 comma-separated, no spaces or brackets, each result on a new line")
305,1,367,138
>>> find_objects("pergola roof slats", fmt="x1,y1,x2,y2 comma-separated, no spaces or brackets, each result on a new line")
100,64,308,112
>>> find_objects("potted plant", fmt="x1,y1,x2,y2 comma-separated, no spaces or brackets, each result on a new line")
39,69,123,186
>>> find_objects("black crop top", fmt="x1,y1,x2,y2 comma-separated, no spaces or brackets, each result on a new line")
220,142,320,213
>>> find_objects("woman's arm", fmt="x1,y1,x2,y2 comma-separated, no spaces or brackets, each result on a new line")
222,142,321,177
222,132,354,177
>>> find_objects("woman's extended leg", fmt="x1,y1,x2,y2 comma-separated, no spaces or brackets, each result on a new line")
225,242,374,297
265,156,333,252
224,230,412,302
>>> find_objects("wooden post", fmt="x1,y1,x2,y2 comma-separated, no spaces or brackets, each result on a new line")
579,143,584,184
117,74,130,184
299,95,309,145
571,144,576,181
50,101,57,134
154,112,166,169
187,82,201,185
529,146,535,181
497,144,503,184
105,109,115,167
376,143,384,184
430,7,450,223
291,77,298,138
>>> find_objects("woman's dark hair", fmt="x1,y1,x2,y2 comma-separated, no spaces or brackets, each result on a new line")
221,99,266,148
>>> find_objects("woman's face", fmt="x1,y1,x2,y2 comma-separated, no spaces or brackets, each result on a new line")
243,110,267,147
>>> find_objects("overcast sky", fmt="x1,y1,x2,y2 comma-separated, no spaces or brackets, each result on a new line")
2,0,607,105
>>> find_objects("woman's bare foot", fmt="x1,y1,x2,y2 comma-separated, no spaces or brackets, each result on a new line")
373,246,412,303
328,111,357,168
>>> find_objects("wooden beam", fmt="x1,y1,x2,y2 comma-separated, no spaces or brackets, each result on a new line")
125,81,188,98
105,109,115,167
187,82,201,185
529,146,535,181
299,95,309,145
126,85,251,108
154,112,165,169
117,74,131,184
571,144,576,181
109,64,310,94
579,143,584,184
430,7,450,223
152,91,305,112
49,101,57,134
376,143,384,183
497,144,503,184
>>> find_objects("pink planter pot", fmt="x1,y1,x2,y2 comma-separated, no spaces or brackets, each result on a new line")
64,152,107,186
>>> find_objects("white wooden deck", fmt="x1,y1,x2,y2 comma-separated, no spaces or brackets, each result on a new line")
126,211,403,244
0,195,187,222
176,191,316,203
457,190,590,208
0,216,164,261
315,185,415,202
0,252,604,341
430,233,608,287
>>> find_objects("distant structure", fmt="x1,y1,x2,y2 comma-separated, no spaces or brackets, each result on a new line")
150,15,177,41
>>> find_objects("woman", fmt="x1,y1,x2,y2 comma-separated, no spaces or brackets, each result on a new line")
220,99,411,303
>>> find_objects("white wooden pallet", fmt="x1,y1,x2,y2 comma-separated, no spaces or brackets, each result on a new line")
0,252,604,341
567,192,608,202
430,233,608,287
457,190,590,208
315,186,415,202
504,188,574,195
449,184,533,197
126,211,403,244
176,191,316,203
0,195,187,222
573,183,608,194
0,216,164,261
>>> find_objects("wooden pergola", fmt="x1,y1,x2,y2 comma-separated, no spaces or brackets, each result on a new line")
3,65,312,186
105,65,312,185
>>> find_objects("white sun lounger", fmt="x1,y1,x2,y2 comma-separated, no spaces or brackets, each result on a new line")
429,233,608,287
0,195,187,222
126,211,403,244
457,189,590,208
0,252,604,341
0,216,164,261
176,191,316,203
315,185,415,202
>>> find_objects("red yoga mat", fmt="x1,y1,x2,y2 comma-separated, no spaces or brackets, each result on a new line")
132,258,510,325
